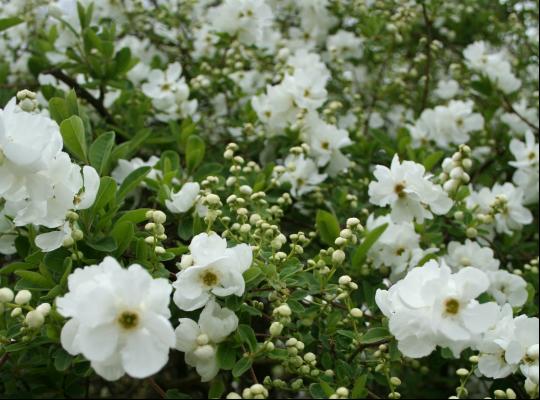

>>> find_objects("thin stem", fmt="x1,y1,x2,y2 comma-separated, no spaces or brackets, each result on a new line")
147,377,166,399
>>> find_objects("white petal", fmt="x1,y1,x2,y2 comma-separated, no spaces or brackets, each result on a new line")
78,323,119,362
121,329,170,378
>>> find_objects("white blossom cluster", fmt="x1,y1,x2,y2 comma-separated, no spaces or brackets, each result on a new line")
0,93,98,254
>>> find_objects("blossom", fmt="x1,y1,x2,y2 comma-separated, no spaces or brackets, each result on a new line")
173,233,252,311
477,305,539,381
277,154,327,198
111,155,161,184
166,182,201,213
206,0,274,48
302,113,352,175
56,257,175,380
366,214,437,280
445,239,500,273
501,99,539,135
376,260,499,358
467,183,533,234
486,270,528,308
464,41,521,94
175,299,238,381
408,100,484,149
368,155,453,223
326,30,363,60
434,79,459,99
509,130,539,204
141,62,197,122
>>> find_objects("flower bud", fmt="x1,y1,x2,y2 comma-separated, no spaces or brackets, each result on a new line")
25,310,45,329
0,287,14,303
15,290,32,305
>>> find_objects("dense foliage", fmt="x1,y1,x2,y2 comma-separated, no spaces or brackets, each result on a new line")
0,0,538,399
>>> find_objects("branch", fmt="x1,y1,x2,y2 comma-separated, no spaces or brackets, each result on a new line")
420,3,433,113
347,338,391,363
502,95,539,133
43,69,115,125
147,377,166,399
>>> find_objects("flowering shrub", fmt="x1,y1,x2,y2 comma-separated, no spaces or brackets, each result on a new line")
0,0,538,399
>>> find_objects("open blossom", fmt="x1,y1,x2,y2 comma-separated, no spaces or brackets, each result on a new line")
56,257,175,380
509,130,539,204
141,62,197,122
408,100,484,149
445,239,527,307
464,41,521,94
173,233,252,311
434,79,459,99
206,0,274,48
467,182,533,234
175,299,238,381
501,99,539,135
368,155,453,223
111,155,161,184
277,154,327,198
166,182,201,213
477,304,539,382
376,259,499,358
366,214,437,281
302,113,352,175
326,30,363,60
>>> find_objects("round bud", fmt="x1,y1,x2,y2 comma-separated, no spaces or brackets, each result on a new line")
0,287,14,303
456,368,469,377
25,310,45,329
152,210,167,224
36,303,51,316
350,308,363,318
15,290,32,305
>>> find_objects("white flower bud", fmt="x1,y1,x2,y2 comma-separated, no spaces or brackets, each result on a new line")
11,307,22,317
196,334,209,346
154,246,166,254
332,249,346,265
269,322,284,336
456,368,469,377
152,210,167,224
276,304,292,317
36,303,51,316
336,387,349,397
338,275,352,286
25,310,45,329
0,287,14,303
194,344,215,360
205,194,220,205
390,377,401,386
350,308,363,318
15,290,32,305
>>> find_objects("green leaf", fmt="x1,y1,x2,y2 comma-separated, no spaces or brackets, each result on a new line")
60,115,87,162
316,209,340,245
165,389,191,399
14,271,54,289
0,262,35,275
54,348,73,372
48,97,69,124
351,375,368,398
86,237,117,252
237,324,257,352
89,131,115,175
91,177,117,211
423,150,445,171
243,266,262,284
208,376,225,399
117,166,151,202
111,221,135,256
114,208,151,226
0,17,24,32
232,357,252,378
185,135,205,173
216,343,237,370
352,223,388,267
114,47,132,75
359,327,392,344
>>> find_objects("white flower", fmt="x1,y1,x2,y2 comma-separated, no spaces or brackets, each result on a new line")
434,79,459,99
477,305,538,381
368,154,453,223
111,156,161,184
509,131,539,204
376,260,498,358
302,113,352,175
173,233,253,311
486,270,528,307
501,100,539,135
175,299,238,382
166,182,200,213
56,257,175,381
326,30,363,60
445,239,500,272
408,100,484,149
141,62,197,122
206,0,274,48
277,154,327,198
467,183,533,234
366,214,437,280
463,41,521,94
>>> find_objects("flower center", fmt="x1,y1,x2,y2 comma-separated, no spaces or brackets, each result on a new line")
117,310,139,330
161,83,171,91
200,270,219,287
394,183,406,198
321,141,330,150
444,298,460,315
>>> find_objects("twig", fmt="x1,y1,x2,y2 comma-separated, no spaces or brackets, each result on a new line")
502,95,539,133
420,2,433,113
0,353,9,369
347,338,391,363
147,377,166,399
43,69,115,125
